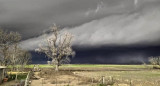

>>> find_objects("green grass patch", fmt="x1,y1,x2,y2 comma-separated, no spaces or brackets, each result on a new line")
7,64,152,69
60,64,151,69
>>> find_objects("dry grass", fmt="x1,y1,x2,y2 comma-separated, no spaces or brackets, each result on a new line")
74,70,160,86
29,65,160,86
38,69,96,85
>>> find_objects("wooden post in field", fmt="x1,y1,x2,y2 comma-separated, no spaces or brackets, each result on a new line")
56,78,57,86
102,76,105,84
68,78,70,85
109,76,113,83
42,79,43,86
91,77,94,85
130,79,132,86
37,64,39,71
77,78,79,84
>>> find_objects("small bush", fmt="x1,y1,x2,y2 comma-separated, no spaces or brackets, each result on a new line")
149,56,160,65
149,56,160,69
8,74,27,81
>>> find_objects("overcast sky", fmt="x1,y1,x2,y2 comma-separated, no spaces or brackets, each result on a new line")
4,0,158,50
0,0,160,63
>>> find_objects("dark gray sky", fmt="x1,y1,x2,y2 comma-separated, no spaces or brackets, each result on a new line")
0,0,136,38
0,0,160,64
0,0,159,39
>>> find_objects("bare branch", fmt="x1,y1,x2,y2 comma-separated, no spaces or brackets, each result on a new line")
35,25,75,71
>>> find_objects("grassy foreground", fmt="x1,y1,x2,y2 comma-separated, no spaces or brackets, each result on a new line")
28,64,159,86
7,64,160,86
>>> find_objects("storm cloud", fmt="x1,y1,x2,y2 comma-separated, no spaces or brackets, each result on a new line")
20,0,160,50
0,0,153,38
0,0,160,50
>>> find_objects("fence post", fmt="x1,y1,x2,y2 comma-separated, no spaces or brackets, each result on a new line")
56,78,57,86
91,77,94,86
130,79,132,86
102,76,105,84
68,78,70,86
77,78,79,84
42,79,43,86
24,71,30,86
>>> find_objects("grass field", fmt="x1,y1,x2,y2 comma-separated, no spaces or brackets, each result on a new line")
6,64,160,86
29,64,159,86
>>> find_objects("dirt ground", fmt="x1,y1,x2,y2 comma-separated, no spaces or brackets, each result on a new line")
0,81,15,86
31,70,95,86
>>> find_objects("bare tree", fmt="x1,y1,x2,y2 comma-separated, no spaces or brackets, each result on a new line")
0,29,25,81
149,56,160,66
0,29,21,66
35,25,75,71
8,44,31,81
9,46,21,81
19,50,32,71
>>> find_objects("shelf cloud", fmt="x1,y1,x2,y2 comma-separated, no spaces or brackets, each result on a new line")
0,0,159,50
20,3,160,50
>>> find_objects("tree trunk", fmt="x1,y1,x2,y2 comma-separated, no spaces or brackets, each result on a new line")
15,66,19,81
22,65,24,72
55,64,59,71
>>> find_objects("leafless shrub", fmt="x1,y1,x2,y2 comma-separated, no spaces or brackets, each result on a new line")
149,56,160,68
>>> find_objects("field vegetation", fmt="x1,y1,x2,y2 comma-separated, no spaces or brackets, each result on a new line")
29,64,160,86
